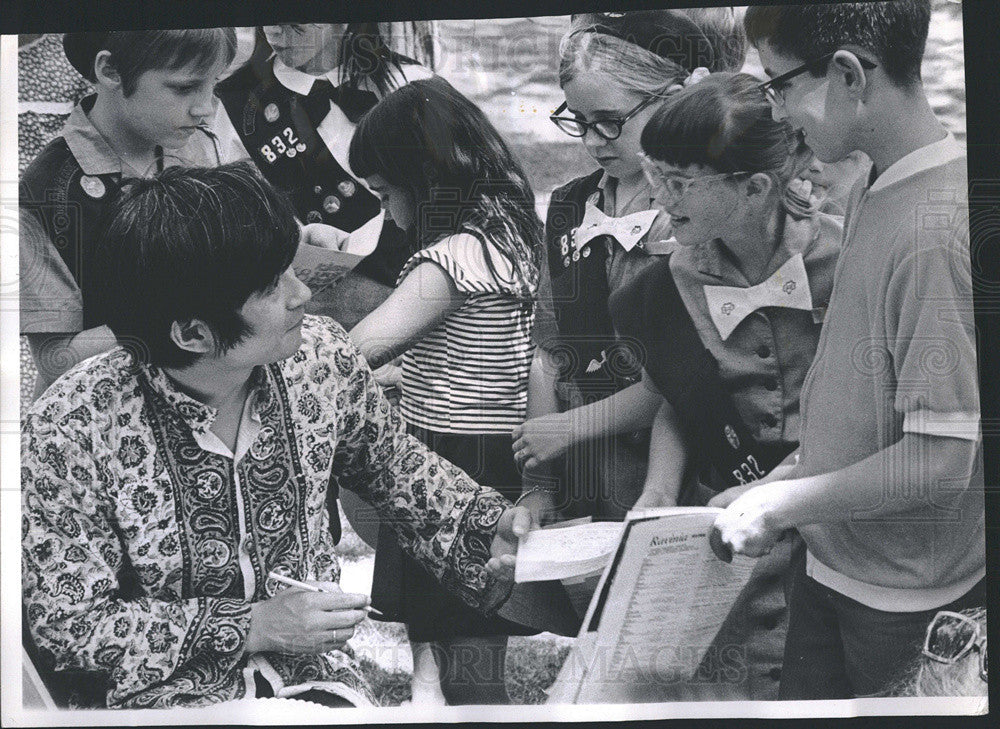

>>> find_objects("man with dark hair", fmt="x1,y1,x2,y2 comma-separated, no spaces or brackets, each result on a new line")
21,162,528,709
711,0,984,700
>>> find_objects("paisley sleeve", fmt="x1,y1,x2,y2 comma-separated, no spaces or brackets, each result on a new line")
21,410,252,707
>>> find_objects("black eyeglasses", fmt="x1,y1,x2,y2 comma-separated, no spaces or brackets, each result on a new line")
758,50,878,106
922,610,987,683
550,92,662,141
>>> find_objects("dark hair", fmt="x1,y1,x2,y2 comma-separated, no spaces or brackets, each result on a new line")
744,1,931,88
65,29,237,96
338,22,426,95
349,76,541,295
683,7,748,73
641,73,807,216
642,73,794,174
93,162,300,368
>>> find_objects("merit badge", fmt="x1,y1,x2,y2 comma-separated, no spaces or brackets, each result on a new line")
563,255,571,268
264,103,280,123
323,195,341,214
296,143,307,153
724,424,740,450
337,180,357,197
79,175,105,199
306,210,323,223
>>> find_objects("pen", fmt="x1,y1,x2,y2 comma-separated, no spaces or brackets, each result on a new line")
267,571,385,619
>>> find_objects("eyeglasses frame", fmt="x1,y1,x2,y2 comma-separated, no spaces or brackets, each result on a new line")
758,49,878,106
639,152,752,199
921,610,988,683
550,91,664,141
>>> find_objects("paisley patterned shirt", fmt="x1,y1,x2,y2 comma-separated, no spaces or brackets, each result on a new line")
21,315,509,708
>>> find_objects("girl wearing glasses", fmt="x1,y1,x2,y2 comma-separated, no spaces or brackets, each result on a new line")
513,11,716,530
607,71,844,699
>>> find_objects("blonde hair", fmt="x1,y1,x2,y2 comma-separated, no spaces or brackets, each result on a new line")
558,29,687,98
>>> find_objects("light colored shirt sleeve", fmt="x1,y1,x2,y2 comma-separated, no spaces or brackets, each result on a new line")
19,208,83,334
885,226,980,441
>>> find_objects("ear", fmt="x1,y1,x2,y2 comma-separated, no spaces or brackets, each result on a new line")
92,49,122,89
831,50,869,98
169,319,215,356
744,172,775,200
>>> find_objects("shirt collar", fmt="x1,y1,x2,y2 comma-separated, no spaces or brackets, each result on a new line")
869,133,964,193
694,210,818,284
140,361,272,436
272,56,341,97
596,171,658,212
62,95,140,177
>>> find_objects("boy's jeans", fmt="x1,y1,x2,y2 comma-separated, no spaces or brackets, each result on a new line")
778,547,986,699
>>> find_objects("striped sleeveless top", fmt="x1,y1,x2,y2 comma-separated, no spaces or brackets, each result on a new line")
397,232,536,434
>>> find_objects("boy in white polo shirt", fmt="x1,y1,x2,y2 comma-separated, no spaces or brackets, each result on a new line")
708,1,984,699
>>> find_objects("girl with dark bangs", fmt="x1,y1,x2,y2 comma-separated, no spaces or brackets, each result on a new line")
608,71,845,700
347,76,569,705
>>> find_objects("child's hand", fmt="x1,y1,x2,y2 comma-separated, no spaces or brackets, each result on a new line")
300,222,350,250
632,487,677,511
373,361,402,388
709,482,787,560
706,482,757,510
512,412,572,470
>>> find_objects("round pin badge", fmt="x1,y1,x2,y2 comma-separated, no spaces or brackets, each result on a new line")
323,195,341,214
314,185,323,195
264,103,280,123
337,180,356,197
572,250,581,262
306,210,323,223
79,175,105,199
563,255,571,268
286,147,297,158
582,247,591,258
296,143,307,153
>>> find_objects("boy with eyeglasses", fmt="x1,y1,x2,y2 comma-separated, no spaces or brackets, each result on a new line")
708,1,984,699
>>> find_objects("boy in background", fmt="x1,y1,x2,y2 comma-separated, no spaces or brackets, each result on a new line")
19,30,235,397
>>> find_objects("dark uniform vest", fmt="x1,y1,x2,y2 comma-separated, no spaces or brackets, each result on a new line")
545,171,791,492
19,98,221,330
610,256,797,491
544,170,644,401
20,137,119,331
214,59,413,285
